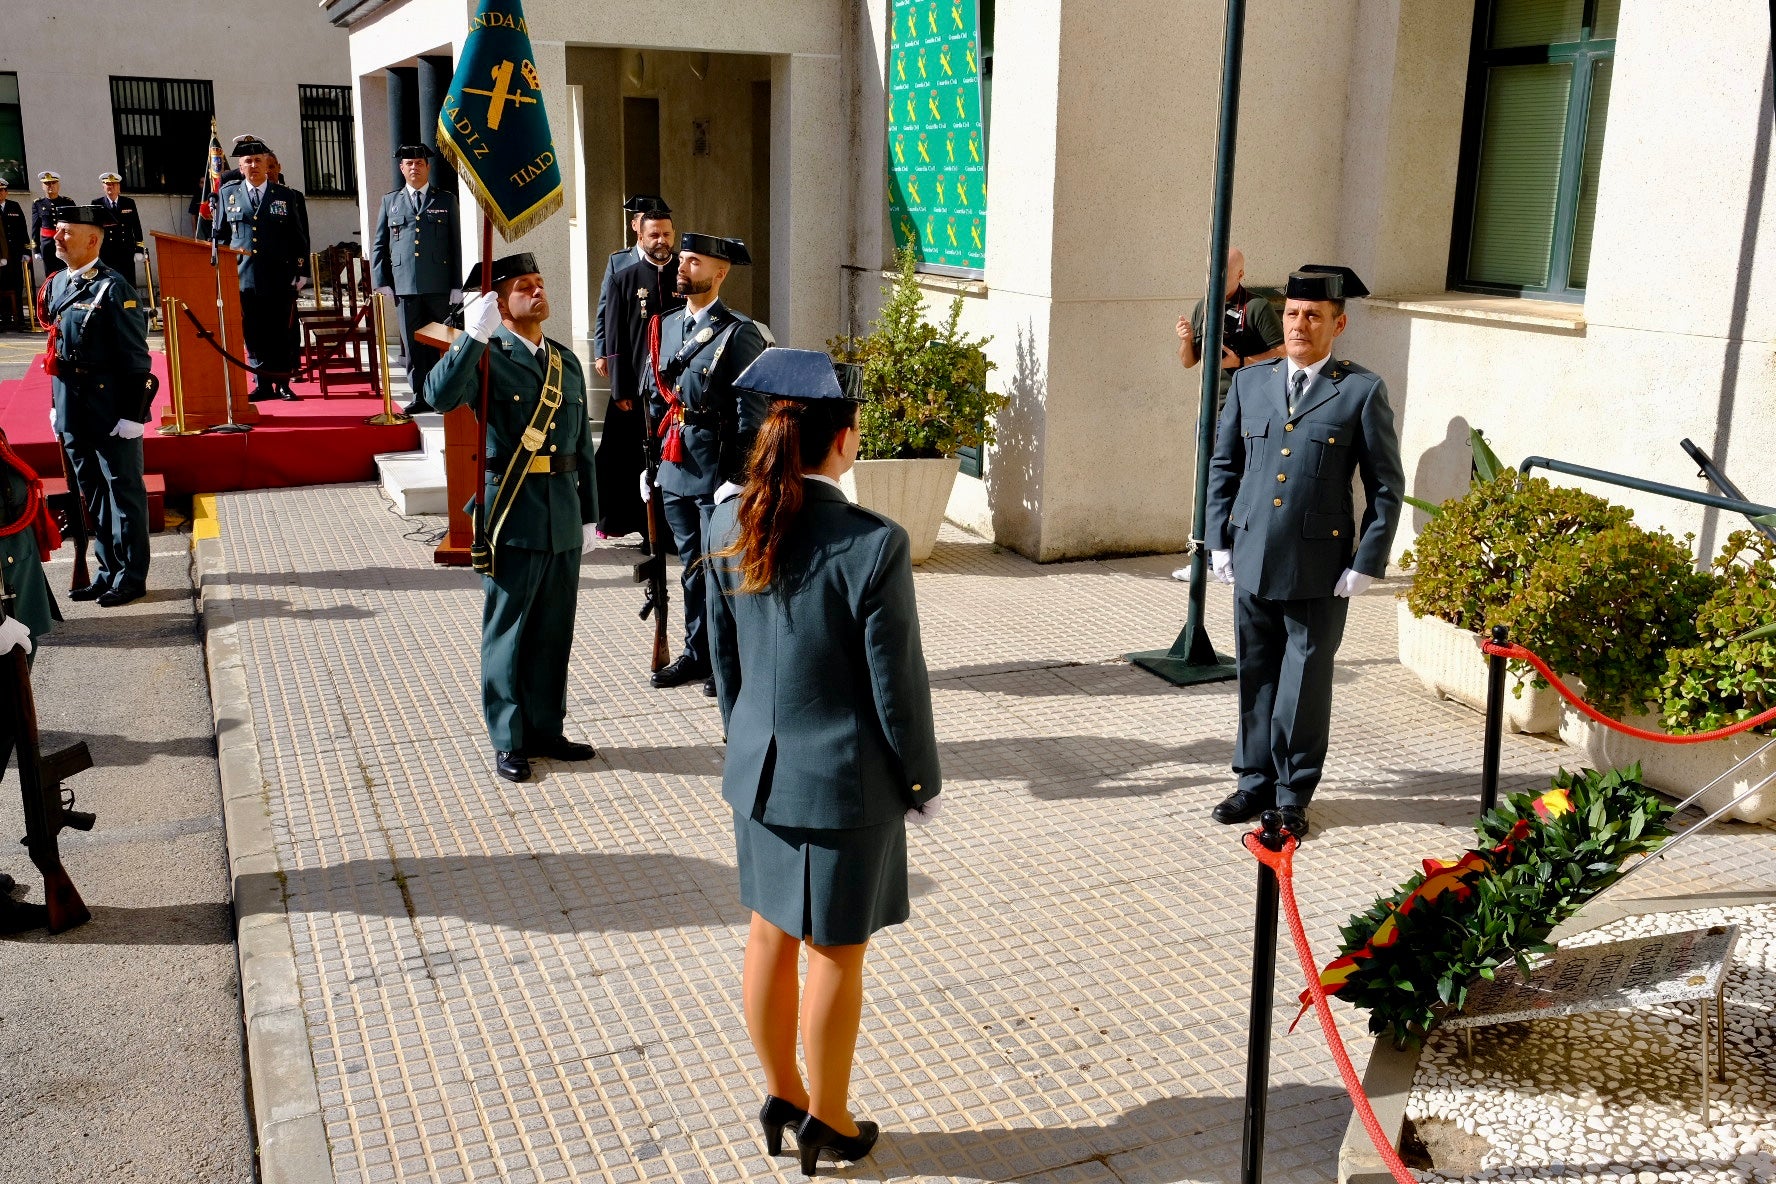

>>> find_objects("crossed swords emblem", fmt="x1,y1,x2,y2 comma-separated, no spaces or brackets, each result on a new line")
463,59,540,131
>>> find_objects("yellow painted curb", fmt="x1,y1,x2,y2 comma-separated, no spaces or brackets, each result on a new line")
192,493,219,543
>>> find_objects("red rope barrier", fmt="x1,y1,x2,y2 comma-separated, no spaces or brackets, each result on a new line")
1243,832,1418,1184
1480,640,1776,745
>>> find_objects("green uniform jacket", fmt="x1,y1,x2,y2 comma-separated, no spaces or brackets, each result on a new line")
46,260,152,442
706,482,941,830
424,326,598,552
0,463,53,643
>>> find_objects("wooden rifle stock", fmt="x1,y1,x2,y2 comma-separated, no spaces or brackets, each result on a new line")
7,645,94,934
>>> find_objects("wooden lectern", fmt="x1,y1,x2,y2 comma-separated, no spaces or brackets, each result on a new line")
151,232,259,430
415,321,476,567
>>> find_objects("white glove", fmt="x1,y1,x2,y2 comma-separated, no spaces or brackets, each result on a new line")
448,288,462,305
582,523,598,550
0,617,31,656
639,472,653,503
464,291,502,342
134,251,147,263
906,795,943,826
1211,549,1236,586
110,419,146,440
0,258,8,267
376,285,395,301
1333,568,1374,598
48,406,58,431
293,276,309,292
714,480,744,505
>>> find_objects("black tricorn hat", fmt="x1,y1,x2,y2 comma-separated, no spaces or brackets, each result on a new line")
55,204,118,228
679,232,751,266
734,348,861,403
394,144,434,161
464,252,541,290
230,136,273,157
624,194,671,215
1286,265,1369,301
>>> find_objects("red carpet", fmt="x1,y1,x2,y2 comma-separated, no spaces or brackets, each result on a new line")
0,352,420,496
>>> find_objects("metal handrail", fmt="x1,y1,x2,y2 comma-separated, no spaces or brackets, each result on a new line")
1518,455,1776,519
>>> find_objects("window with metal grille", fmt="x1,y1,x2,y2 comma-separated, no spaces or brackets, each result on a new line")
110,76,215,194
1449,0,1617,301
300,84,357,197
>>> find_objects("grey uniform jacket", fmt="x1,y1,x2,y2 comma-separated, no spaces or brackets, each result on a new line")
371,186,462,296
642,300,771,497
211,179,309,291
707,482,941,830
1204,356,1405,600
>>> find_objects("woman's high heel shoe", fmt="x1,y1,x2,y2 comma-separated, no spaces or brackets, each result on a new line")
758,1096,808,1157
795,1114,880,1177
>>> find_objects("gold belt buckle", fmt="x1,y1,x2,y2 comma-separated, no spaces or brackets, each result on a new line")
527,455,551,475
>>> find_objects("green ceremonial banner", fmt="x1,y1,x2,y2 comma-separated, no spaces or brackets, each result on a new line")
437,0,562,241
886,0,987,275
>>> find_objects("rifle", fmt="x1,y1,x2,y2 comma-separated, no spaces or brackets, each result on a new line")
3,638,95,935
632,303,672,674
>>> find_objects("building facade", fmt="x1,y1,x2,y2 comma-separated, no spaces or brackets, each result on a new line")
0,1,359,287
331,0,1775,564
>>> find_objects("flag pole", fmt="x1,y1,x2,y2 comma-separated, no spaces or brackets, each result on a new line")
470,212,493,571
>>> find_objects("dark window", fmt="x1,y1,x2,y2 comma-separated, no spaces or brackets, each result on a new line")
110,76,215,194
1449,0,1617,301
0,73,26,189
300,85,357,197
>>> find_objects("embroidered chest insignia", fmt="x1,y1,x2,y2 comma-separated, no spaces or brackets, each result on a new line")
269,199,288,216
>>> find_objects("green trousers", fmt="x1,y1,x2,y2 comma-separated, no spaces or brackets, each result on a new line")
481,544,579,752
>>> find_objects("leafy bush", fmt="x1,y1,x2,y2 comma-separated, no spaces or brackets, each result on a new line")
829,247,1003,460
1660,530,1776,735
1327,765,1671,1047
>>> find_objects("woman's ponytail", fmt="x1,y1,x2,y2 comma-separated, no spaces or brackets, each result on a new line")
715,397,856,593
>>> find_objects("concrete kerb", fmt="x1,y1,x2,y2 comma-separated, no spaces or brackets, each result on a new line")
194,523,337,1184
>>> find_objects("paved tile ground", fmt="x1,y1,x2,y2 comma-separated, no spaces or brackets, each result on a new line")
206,483,1776,1183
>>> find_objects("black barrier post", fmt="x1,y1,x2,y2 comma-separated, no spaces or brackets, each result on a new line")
1480,624,1508,816
1240,809,1288,1184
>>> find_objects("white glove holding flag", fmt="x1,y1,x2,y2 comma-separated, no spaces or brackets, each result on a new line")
638,472,652,503
1210,549,1236,586
906,796,943,827
714,481,744,505
465,291,502,342
1333,569,1374,598
0,617,31,656
111,420,146,440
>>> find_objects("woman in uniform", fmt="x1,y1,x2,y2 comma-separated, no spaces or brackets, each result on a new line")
705,348,941,1176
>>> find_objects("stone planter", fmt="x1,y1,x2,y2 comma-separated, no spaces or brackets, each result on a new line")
841,456,961,564
1395,600,1563,735
1558,707,1776,824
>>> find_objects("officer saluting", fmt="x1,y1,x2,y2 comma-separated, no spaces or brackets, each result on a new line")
422,254,601,784
371,145,462,414
42,207,154,607
1203,265,1403,839
211,137,309,402
642,232,771,694
92,172,146,280
30,172,75,280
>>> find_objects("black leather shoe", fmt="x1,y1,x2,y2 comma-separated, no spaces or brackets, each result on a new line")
1212,788,1270,825
0,871,14,894
758,1095,808,1157
248,386,276,403
1278,806,1310,840
401,398,434,416
70,582,108,602
702,677,717,698
528,735,597,761
796,1115,879,1176
494,750,531,782
97,585,146,608
278,385,301,401
651,654,711,689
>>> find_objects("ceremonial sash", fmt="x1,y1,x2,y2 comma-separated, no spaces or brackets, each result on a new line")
482,343,565,576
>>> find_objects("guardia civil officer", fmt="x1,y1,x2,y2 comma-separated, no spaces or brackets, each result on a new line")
30,172,75,280
594,203,680,541
211,138,308,402
93,172,146,280
371,145,462,414
423,255,600,784
0,181,26,329
1203,266,1404,838
44,207,154,607
641,233,770,694
592,194,670,384
704,348,941,1176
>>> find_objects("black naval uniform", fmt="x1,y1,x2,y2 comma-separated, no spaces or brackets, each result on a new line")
211,177,309,397
30,195,75,279
46,258,154,602
93,194,146,278
643,298,771,677
596,246,681,539
0,198,26,328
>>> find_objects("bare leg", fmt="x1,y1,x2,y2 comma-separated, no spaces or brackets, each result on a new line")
743,912,809,1108
802,938,869,1137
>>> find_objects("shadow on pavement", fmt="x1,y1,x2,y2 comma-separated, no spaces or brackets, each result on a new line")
1,901,233,946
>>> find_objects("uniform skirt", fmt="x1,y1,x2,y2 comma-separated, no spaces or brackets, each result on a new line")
734,809,909,947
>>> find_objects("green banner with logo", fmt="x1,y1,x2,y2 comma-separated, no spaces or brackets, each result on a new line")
886,0,986,276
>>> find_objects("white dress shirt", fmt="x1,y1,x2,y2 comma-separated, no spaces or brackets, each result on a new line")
1284,352,1333,412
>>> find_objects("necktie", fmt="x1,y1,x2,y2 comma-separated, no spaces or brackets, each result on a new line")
1291,370,1306,415
412,189,422,215
250,188,261,214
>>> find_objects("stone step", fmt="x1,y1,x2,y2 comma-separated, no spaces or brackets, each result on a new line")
377,454,447,516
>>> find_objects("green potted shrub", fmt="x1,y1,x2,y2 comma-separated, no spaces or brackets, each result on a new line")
828,247,1003,562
